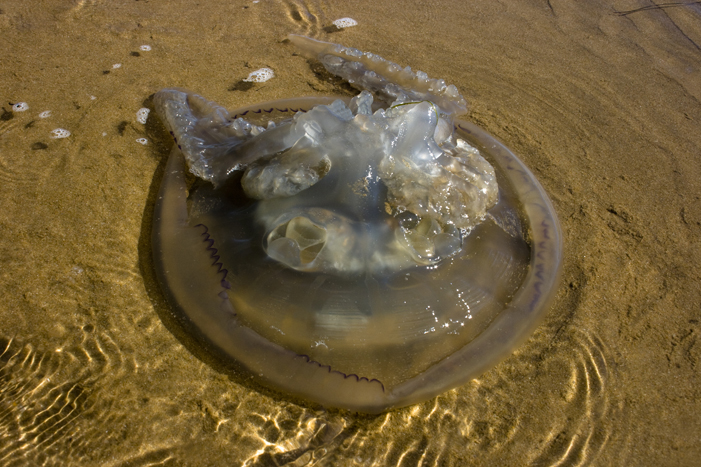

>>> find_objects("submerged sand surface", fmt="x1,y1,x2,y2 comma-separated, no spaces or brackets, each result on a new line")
0,0,699,465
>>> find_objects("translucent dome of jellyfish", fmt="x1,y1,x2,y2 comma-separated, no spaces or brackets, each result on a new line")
152,35,563,413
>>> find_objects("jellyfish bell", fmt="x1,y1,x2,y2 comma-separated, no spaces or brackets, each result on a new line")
152,36,562,413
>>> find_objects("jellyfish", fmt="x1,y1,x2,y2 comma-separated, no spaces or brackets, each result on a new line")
151,35,562,413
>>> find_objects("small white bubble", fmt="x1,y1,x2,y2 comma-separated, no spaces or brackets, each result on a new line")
112,63,122,69
243,67,274,83
102,132,107,137
90,95,97,100
136,138,148,145
39,110,52,118
51,128,71,139
139,45,152,51
136,108,150,124
333,17,358,29
12,102,29,112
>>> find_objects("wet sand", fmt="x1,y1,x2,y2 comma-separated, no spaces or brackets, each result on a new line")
0,0,699,465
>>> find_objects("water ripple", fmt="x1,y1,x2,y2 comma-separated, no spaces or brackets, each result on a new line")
527,330,619,466
224,325,629,467
0,330,132,466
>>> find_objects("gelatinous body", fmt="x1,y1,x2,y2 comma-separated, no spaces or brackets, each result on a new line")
152,36,562,413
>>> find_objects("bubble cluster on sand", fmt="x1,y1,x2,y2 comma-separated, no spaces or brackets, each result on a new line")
39,110,52,119
140,45,152,51
136,138,148,145
51,128,71,139
243,68,274,83
136,108,150,124
112,63,122,69
333,18,358,29
12,102,28,112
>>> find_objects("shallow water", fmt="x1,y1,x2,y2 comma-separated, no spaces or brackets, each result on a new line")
0,0,699,465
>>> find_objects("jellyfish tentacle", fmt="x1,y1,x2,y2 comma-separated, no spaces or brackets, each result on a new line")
155,88,300,187
288,34,468,116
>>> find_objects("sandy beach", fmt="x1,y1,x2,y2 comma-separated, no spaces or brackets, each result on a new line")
0,0,699,465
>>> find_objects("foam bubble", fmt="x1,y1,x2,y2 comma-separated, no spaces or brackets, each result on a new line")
140,45,152,51
333,17,358,29
136,108,150,124
243,68,274,83
90,95,97,100
112,63,122,69
39,110,52,119
12,102,28,112
51,128,71,139
136,138,148,145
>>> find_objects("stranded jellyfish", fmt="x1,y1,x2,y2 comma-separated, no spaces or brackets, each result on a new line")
152,35,562,413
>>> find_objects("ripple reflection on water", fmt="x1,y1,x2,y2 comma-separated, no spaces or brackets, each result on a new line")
0,322,627,466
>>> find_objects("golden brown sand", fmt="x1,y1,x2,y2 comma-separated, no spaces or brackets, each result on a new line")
0,0,699,465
